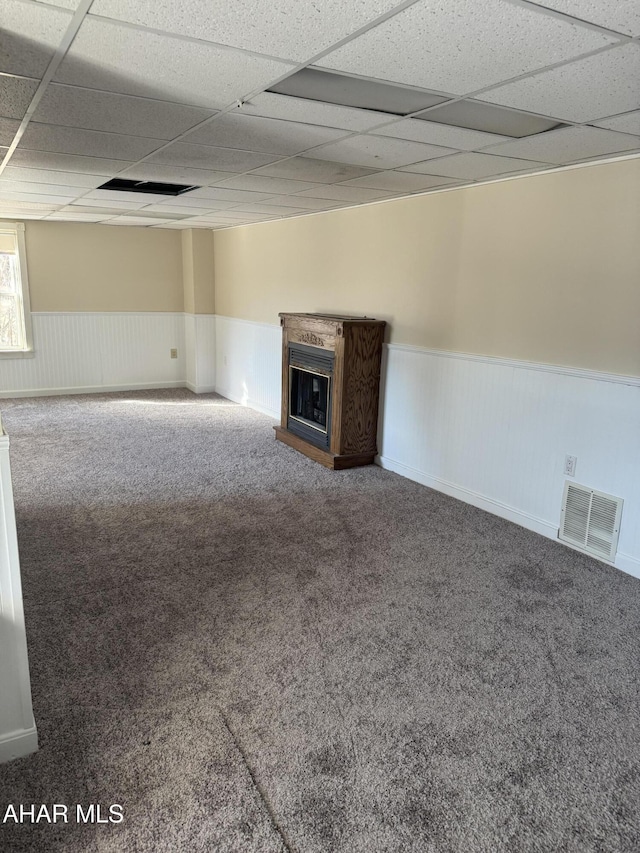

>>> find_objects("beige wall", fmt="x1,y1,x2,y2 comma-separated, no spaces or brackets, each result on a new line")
182,229,215,315
213,158,640,376
24,222,183,312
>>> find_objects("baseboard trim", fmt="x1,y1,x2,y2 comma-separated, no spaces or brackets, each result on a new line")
0,381,186,399
215,387,279,420
185,382,217,395
376,455,558,539
0,726,38,764
376,455,639,579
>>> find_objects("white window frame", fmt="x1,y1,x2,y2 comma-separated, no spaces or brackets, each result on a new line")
0,222,34,359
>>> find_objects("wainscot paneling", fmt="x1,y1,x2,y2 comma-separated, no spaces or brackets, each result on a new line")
0,312,185,397
214,315,281,419
211,316,640,578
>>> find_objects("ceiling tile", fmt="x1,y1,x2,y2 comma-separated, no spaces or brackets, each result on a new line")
340,171,457,191
0,166,109,187
0,179,84,197
526,1,640,37
308,135,456,169
33,84,216,139
150,196,238,211
7,149,134,174
240,93,392,131
19,123,164,161
252,157,377,183
0,118,20,146
295,185,391,201
482,126,640,164
72,198,149,211
593,110,640,136
255,195,342,210
105,217,175,226
46,212,114,221
144,142,281,173
141,203,225,215
0,199,61,211
320,0,616,95
227,203,299,215
481,44,640,123
215,175,324,194
89,0,406,62
119,164,232,186
61,204,142,213
202,210,278,221
37,0,84,9
82,189,170,203
185,187,278,203
54,18,295,110
400,151,548,179
183,113,349,155
0,190,76,204
373,118,509,150
2,0,72,78
0,76,40,120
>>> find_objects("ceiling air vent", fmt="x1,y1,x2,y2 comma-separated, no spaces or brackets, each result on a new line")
96,178,199,196
559,482,623,563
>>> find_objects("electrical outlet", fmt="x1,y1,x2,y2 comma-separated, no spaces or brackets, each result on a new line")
564,455,577,477
170,348,178,359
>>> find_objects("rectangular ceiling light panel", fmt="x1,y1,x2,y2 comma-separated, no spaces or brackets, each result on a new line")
417,99,567,138
268,68,448,116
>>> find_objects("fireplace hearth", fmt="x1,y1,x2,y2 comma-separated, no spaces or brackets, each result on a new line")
274,313,386,469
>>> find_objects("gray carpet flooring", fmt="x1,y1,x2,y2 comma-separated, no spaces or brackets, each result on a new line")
0,388,639,853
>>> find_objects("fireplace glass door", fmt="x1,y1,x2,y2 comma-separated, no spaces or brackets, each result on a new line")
289,366,330,433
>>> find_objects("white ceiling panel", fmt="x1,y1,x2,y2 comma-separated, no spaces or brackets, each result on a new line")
252,157,378,183
2,0,72,78
69,199,147,210
0,190,76,204
82,189,170,203
183,114,349,155
54,18,295,110
89,0,407,63
340,171,457,191
0,166,109,187
226,203,302,215
400,151,549,179
141,203,225,215
0,76,40,121
0,119,20,146
526,1,640,37
119,164,233,186
320,0,616,96
240,93,392,132
255,196,343,210
483,126,640,164
104,217,175,226
374,118,510,151
481,44,640,123
46,212,114,221
215,175,325,194
33,84,216,139
150,196,238,211
38,0,84,8
8,149,133,174
593,110,640,136
19,123,164,161
307,135,456,169
144,143,281,173
295,185,391,201
185,187,278,203
60,204,141,213
0,199,61,211
0,179,84,197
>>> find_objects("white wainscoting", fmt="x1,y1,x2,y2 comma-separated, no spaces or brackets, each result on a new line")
214,315,281,419
185,313,216,394
0,430,37,763
0,312,185,398
212,316,640,578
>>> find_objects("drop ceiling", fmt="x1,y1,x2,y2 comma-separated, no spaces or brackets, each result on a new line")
1,0,638,230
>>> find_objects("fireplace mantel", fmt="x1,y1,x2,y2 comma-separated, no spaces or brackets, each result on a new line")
274,313,386,469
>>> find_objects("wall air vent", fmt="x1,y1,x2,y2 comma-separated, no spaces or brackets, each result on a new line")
559,482,623,563
96,178,200,196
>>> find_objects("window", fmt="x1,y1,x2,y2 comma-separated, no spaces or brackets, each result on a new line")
0,223,33,356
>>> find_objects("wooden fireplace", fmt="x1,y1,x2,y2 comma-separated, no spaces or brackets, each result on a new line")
274,313,386,470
